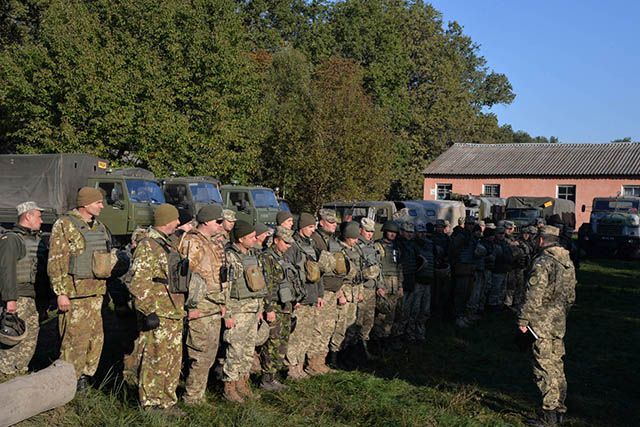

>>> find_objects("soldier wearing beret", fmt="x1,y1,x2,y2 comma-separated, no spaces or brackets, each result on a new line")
48,187,112,390
518,226,576,426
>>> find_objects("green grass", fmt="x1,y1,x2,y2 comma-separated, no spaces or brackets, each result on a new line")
17,259,640,426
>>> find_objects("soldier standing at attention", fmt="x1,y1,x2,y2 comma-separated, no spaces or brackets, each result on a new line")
179,205,226,405
0,202,45,381
222,220,267,402
221,209,237,246
518,226,576,427
48,187,112,390
372,221,403,342
276,211,294,230
128,204,185,415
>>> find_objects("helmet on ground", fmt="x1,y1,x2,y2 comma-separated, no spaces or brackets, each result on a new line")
0,312,27,347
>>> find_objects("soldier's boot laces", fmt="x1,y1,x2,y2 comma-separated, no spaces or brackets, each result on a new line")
287,364,309,380
223,380,245,403
236,374,259,400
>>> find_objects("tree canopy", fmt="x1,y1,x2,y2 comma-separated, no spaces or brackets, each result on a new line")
0,0,553,210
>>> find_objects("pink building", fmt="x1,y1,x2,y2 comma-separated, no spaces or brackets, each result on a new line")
423,143,640,228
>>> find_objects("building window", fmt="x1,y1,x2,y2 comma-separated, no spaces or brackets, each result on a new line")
623,185,640,197
557,185,576,202
436,183,452,200
483,184,501,197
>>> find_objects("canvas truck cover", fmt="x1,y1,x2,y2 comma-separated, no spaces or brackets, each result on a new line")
0,154,108,215
506,197,575,228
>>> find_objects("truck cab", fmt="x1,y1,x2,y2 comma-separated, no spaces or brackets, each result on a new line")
162,176,222,224
505,196,575,231
583,197,640,256
221,185,279,226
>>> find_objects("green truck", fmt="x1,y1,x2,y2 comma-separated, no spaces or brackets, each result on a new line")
505,196,576,230
0,154,164,246
220,184,279,226
580,197,640,257
162,176,223,224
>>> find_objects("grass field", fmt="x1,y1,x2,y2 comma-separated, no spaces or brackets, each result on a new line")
17,259,640,426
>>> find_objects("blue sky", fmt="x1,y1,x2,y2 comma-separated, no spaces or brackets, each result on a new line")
428,0,640,143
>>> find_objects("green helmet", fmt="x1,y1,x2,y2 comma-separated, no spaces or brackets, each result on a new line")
382,220,400,233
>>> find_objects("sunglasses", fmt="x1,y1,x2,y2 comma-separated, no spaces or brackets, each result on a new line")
215,219,224,224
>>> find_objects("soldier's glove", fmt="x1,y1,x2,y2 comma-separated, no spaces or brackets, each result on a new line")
142,313,160,331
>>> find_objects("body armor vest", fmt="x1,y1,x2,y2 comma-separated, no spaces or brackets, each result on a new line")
66,215,110,280
13,232,40,285
228,249,268,300
415,239,435,282
358,239,380,287
148,236,191,294
322,237,349,292
377,239,401,277
458,234,476,265
263,251,301,304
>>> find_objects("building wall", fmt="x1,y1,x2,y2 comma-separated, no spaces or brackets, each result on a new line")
423,176,640,227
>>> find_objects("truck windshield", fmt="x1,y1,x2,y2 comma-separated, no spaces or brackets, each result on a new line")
189,182,222,204
251,189,279,208
593,200,639,213
126,180,165,204
505,209,539,220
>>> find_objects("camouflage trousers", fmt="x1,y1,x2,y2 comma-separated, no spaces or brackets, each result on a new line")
533,337,568,413
184,314,222,404
504,271,517,307
286,304,315,366
133,317,183,408
58,295,103,378
466,270,488,314
513,269,527,312
453,274,474,318
308,291,338,358
223,311,259,381
0,297,39,377
330,285,358,352
260,311,291,375
372,276,402,339
403,282,431,340
356,287,377,342
487,273,507,307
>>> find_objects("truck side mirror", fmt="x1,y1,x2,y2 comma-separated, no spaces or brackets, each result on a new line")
581,204,586,213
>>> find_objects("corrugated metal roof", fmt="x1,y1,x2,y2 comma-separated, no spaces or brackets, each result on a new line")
422,143,640,176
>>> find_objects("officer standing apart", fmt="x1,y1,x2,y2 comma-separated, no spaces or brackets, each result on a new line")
128,204,185,415
48,187,112,390
222,220,267,403
518,226,576,426
0,202,45,381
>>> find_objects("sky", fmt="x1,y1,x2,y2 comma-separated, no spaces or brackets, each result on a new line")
428,0,640,143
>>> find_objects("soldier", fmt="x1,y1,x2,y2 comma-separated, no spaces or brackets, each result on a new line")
513,226,536,312
309,209,344,372
449,217,477,327
503,220,524,309
222,220,267,402
406,222,435,340
0,202,45,381
355,218,384,358
518,226,576,426
372,221,403,342
178,205,226,405
469,227,496,318
276,211,294,230
487,227,513,311
48,187,112,390
432,219,452,318
221,209,237,246
127,204,185,415
285,213,323,379
259,226,301,391
254,223,272,251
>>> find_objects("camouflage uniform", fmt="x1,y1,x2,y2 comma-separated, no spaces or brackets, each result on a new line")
518,242,576,415
179,229,225,404
488,235,513,308
127,228,185,409
0,226,44,378
372,237,403,339
330,240,362,351
405,236,435,340
223,243,265,382
449,228,476,322
356,236,383,343
48,210,109,378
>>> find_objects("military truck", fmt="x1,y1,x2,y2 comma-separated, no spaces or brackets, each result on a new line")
505,196,576,230
580,197,640,256
220,184,279,226
162,176,222,224
0,154,164,246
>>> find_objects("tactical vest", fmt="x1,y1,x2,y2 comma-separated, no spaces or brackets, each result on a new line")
377,239,401,277
358,239,380,287
228,249,268,300
263,251,300,304
343,244,362,285
147,236,191,294
66,215,110,280
11,232,40,285
294,236,320,283
415,239,435,282
322,237,349,291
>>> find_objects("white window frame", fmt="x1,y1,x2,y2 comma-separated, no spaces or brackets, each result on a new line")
623,185,640,197
436,183,452,200
482,184,501,198
557,184,576,202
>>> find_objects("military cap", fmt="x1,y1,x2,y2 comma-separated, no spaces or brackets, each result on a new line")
522,226,538,234
360,217,376,232
495,226,506,234
401,221,415,233
414,221,426,232
425,222,435,234
154,204,179,227
540,225,560,237
298,212,316,229
223,209,237,222
276,211,293,225
535,218,546,226
234,220,254,240
483,227,496,237
196,204,223,223
503,220,515,229
77,187,103,207
255,222,271,236
381,220,399,233
274,226,294,244
319,209,337,224
342,221,360,239
485,222,497,229
16,201,44,216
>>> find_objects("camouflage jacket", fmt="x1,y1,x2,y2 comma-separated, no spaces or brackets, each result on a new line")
260,246,299,313
47,209,109,298
518,244,577,338
129,228,185,319
224,243,263,317
179,229,225,315
339,240,363,301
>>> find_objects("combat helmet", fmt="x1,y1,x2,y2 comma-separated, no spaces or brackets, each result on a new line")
0,312,27,347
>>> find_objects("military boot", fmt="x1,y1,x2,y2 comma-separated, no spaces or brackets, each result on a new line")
236,375,258,400
260,374,287,392
287,364,309,380
305,354,330,376
76,375,91,392
526,409,558,426
223,381,244,403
